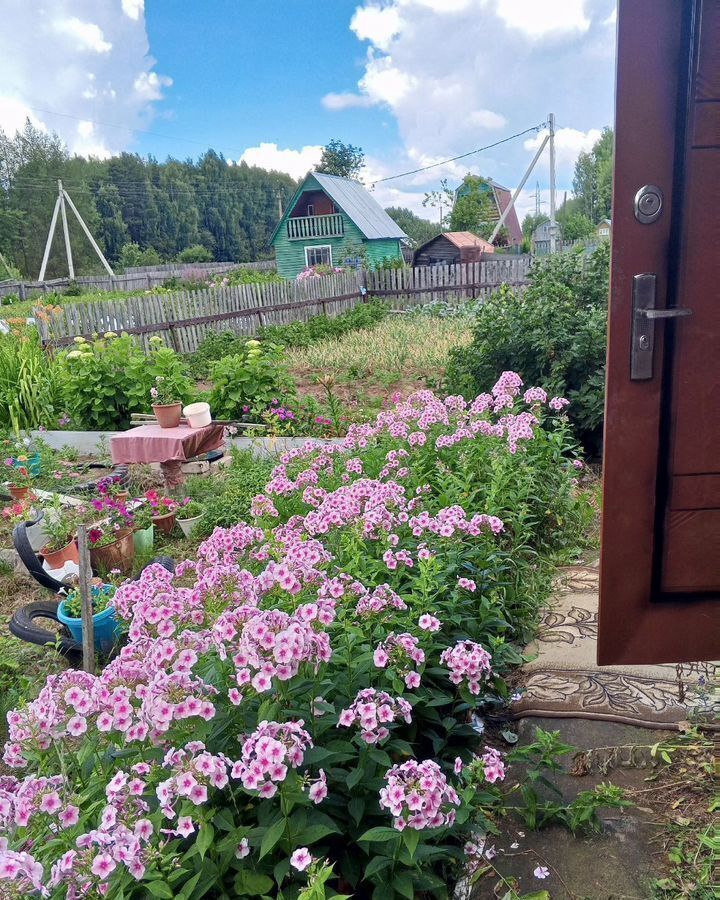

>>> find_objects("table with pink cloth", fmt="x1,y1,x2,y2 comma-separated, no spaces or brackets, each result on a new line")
110,422,225,488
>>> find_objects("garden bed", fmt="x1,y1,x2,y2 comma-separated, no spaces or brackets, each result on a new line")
0,376,599,899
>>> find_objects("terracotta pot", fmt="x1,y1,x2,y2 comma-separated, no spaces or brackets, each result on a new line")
151,511,176,535
152,402,182,429
89,528,135,575
42,538,79,570
115,491,130,502
9,485,30,501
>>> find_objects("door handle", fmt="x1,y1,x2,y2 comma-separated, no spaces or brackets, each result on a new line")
639,307,693,320
630,274,692,380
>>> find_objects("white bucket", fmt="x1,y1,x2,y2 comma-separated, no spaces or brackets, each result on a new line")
183,402,211,428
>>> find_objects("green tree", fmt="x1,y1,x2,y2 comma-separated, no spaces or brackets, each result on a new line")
316,140,365,180
385,207,441,247
572,127,613,223
177,244,213,263
448,176,503,243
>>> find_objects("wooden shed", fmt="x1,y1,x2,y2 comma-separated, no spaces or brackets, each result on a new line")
412,231,495,266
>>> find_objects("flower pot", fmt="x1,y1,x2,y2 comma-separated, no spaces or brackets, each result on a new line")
42,538,79,570
89,529,135,575
152,511,176,535
115,491,130,502
152,402,182,429
57,598,121,654
9,485,30,501
177,514,202,538
133,523,155,554
183,402,211,429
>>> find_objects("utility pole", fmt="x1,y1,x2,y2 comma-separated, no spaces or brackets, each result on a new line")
548,112,557,253
38,180,115,281
488,133,549,244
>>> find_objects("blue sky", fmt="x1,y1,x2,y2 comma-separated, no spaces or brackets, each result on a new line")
0,0,618,222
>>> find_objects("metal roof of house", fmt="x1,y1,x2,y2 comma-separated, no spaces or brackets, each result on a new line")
307,173,408,240
440,231,494,250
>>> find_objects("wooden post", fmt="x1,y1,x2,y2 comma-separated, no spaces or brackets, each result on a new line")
76,525,95,675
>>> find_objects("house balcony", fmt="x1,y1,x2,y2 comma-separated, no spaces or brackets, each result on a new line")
287,213,344,241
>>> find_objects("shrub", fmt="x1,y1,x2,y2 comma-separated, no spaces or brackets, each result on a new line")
259,299,388,350
56,334,192,431
0,376,594,899
188,449,273,535
185,331,247,380
177,245,214,264
209,341,296,420
444,243,609,453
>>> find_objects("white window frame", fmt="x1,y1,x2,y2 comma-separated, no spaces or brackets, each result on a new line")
306,203,315,216
304,245,333,267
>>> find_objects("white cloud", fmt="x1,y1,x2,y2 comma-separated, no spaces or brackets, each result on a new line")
524,127,603,167
53,16,112,53
321,92,374,111
121,0,145,21
238,143,323,180
604,7,617,26
351,5,403,51
133,71,173,101
327,0,615,224
0,1,173,158
490,0,591,38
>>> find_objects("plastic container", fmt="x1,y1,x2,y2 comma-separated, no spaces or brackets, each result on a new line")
177,514,202,538
42,538,80,570
133,524,154,554
183,402,212,429
57,599,121,654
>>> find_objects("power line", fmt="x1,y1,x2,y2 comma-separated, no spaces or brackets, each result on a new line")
369,123,546,186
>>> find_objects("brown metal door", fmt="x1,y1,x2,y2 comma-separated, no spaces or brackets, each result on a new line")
599,0,720,664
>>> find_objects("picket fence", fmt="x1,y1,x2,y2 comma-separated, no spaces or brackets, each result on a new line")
36,259,532,353
0,260,274,301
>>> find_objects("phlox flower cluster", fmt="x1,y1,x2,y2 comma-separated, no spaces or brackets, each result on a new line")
440,640,493,695
212,606,332,703
0,843,45,897
0,774,77,831
379,759,460,831
49,768,155,890
156,743,229,819
374,633,425,689
408,506,504,540
338,688,413,744
354,583,407,617
231,721,313,799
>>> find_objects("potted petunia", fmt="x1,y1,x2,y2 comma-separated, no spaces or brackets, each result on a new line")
87,496,135,575
177,498,204,537
3,457,34,501
57,581,120,654
40,498,81,570
147,490,179,535
151,375,182,429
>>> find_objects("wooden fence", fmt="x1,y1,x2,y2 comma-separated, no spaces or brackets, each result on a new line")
365,257,532,309
35,259,532,353
0,260,274,301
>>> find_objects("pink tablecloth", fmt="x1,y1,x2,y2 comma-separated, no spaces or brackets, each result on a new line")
110,423,225,465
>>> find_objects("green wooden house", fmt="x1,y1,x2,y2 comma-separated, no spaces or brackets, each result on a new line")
271,172,407,278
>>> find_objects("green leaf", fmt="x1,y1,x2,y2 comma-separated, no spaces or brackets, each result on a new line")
196,822,214,860
296,823,337,846
393,871,415,899
346,766,365,790
234,870,275,896
358,826,401,843
348,797,365,825
146,882,174,898
259,817,286,859
175,872,202,900
402,827,420,859
364,856,393,879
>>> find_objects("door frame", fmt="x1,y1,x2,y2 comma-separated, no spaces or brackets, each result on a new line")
599,0,719,665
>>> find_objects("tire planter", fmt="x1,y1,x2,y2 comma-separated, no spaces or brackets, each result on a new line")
89,529,135,575
41,539,79,570
57,599,121,655
177,514,202,538
152,403,182,429
152,511,176,535
133,524,154,554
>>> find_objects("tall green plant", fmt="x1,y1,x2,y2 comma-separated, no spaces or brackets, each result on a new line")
444,244,609,453
0,330,59,431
